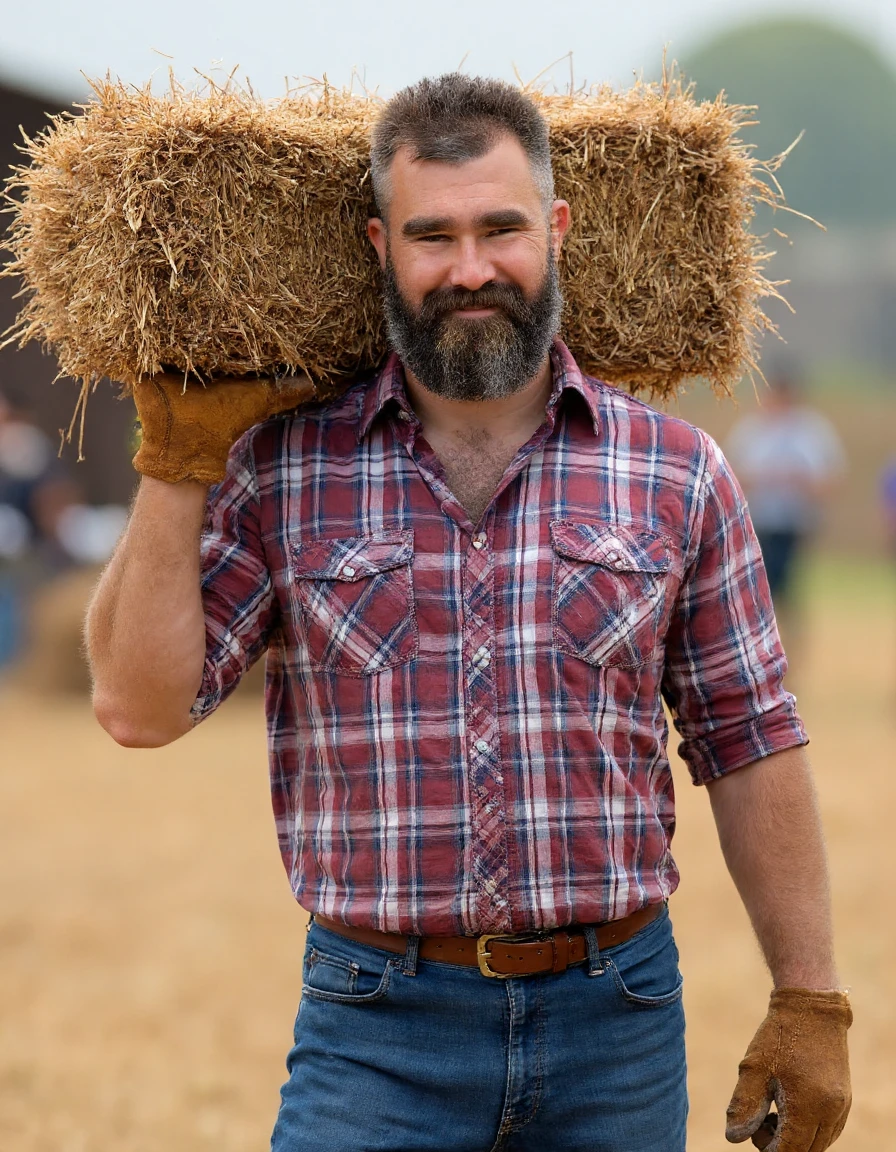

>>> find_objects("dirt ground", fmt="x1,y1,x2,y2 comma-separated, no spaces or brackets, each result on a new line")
1,555,893,1151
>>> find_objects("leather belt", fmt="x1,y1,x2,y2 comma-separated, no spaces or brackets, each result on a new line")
312,903,662,979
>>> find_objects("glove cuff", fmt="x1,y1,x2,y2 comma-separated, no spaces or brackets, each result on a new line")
132,445,224,486
770,986,853,1027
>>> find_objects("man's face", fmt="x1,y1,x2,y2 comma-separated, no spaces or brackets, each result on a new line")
368,136,570,402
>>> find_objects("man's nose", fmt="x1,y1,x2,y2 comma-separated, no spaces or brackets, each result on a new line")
447,238,496,292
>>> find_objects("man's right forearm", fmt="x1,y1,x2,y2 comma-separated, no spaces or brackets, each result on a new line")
86,477,210,747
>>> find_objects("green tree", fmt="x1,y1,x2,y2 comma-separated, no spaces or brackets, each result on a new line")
682,18,896,226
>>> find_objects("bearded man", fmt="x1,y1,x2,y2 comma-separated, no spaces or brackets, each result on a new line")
86,75,851,1152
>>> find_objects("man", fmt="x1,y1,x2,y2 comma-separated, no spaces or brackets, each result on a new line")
86,75,851,1152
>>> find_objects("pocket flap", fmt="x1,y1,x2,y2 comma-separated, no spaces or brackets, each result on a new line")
550,521,670,573
293,531,413,581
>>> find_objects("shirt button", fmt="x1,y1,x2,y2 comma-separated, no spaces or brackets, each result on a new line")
613,559,625,569
341,565,356,577
398,410,412,422
472,644,491,669
475,739,490,754
472,539,484,550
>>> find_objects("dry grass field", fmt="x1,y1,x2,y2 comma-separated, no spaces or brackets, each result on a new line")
1,554,894,1151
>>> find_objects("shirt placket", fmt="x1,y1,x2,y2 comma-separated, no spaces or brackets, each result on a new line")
464,526,512,934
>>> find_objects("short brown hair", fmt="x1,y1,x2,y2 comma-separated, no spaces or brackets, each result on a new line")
370,74,554,217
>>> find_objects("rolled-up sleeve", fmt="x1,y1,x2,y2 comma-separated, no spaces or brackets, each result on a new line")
190,429,278,724
662,432,808,784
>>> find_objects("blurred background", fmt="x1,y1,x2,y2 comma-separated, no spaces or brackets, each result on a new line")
1,2,894,1150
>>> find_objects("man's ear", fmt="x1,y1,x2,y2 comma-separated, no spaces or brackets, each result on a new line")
549,200,571,260
367,217,388,270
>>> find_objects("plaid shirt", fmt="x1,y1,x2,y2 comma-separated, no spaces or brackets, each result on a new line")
192,340,806,936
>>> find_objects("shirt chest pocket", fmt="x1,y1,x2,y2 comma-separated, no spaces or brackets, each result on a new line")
291,531,418,676
551,521,672,670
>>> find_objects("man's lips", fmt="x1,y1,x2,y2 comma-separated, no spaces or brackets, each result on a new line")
449,306,500,318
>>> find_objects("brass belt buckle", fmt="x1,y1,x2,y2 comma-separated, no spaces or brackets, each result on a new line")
476,934,513,979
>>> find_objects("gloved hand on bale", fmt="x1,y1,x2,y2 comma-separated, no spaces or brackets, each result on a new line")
726,987,852,1152
131,372,313,484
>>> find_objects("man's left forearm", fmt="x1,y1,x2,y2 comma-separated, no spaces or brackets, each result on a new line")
708,747,852,1149
706,745,839,989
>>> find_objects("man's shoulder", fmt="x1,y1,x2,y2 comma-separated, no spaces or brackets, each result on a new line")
247,375,376,458
583,374,718,463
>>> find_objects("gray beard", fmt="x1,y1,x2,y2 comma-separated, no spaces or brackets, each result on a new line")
381,254,563,402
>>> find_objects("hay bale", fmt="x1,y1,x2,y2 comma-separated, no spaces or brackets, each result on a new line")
2,76,787,409
537,87,784,392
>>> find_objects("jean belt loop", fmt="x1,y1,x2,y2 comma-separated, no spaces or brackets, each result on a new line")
584,925,604,976
401,934,420,976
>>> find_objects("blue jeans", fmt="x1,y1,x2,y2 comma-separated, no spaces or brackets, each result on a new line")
271,906,687,1151
756,528,803,602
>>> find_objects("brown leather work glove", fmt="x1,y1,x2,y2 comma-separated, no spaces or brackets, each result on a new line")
132,372,314,485
726,988,852,1152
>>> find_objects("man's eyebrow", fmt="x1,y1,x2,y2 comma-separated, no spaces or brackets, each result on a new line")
402,215,454,237
474,209,531,229
400,208,533,237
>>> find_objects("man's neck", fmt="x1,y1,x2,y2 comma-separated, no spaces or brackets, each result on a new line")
401,354,554,445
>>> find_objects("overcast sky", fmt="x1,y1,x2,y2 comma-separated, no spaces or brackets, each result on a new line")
2,0,895,102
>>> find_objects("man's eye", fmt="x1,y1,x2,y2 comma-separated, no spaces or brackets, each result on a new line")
488,228,516,237
419,234,450,243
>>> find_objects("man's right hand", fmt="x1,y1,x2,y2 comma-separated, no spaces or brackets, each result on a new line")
132,372,314,485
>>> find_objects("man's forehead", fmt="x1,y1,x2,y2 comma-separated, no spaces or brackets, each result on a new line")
385,136,544,217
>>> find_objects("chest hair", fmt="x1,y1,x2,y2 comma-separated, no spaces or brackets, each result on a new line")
430,429,522,524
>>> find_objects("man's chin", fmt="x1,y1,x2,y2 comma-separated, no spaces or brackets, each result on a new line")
435,315,514,357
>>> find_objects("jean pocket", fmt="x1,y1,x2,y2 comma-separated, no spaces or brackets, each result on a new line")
304,948,359,996
301,942,396,1005
606,959,683,1007
551,520,671,669
292,531,418,676
603,920,684,1009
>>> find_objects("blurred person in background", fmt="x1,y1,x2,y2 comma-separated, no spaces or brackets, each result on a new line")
883,455,896,555
0,389,72,667
883,455,896,706
725,363,845,650
0,389,127,674
0,389,75,562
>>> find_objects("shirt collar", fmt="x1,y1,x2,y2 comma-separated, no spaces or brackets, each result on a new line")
356,352,415,441
356,339,603,442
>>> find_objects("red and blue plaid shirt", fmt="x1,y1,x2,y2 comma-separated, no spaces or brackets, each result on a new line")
192,340,806,935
